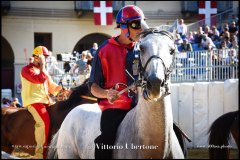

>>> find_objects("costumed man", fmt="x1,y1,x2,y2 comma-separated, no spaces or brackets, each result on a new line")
89,5,149,159
20,46,70,159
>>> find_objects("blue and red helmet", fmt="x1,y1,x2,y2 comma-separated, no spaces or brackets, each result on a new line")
116,5,145,29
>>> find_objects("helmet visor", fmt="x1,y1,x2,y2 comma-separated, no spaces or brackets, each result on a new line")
127,19,149,30
127,20,141,30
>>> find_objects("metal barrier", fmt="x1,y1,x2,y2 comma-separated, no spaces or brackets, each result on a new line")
51,73,80,88
50,48,239,87
170,48,239,82
51,61,90,88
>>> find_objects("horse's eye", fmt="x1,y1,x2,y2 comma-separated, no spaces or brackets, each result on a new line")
170,48,175,55
139,45,144,52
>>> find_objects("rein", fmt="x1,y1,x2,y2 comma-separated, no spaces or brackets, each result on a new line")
58,80,98,102
80,95,97,101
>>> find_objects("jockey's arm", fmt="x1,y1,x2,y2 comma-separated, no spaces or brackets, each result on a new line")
90,83,108,99
91,83,119,102
48,76,63,96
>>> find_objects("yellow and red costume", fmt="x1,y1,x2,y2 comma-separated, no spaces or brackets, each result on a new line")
21,63,60,159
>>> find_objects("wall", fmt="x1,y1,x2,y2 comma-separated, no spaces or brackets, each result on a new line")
170,79,239,148
137,1,182,12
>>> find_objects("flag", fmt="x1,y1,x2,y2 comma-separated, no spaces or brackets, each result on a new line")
93,1,113,25
199,1,217,26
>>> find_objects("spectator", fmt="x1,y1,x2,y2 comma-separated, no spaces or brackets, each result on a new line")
230,34,238,42
177,19,188,39
228,21,238,37
229,37,239,50
45,51,64,75
73,50,88,85
175,33,183,45
179,39,193,52
226,49,238,65
211,25,220,42
219,23,229,36
204,25,213,38
220,29,231,47
194,26,204,44
89,42,98,57
63,61,71,73
220,24,229,37
200,34,216,50
186,31,195,44
11,97,22,108
223,37,232,49
2,98,11,108
228,14,239,24
219,40,229,50
218,41,231,63
86,50,93,78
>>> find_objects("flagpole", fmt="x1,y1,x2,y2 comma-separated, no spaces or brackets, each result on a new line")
24,48,28,64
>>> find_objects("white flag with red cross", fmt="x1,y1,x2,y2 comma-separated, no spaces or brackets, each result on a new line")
93,1,113,25
199,1,217,26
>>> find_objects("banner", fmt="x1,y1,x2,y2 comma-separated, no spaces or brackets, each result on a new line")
199,1,217,26
93,1,113,25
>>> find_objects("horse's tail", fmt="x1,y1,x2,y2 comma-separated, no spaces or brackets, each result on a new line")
208,110,238,159
47,130,60,159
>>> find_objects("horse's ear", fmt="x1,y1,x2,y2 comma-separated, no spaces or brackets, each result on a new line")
141,20,149,30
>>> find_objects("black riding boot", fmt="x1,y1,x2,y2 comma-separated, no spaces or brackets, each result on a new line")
94,137,113,159
94,109,130,159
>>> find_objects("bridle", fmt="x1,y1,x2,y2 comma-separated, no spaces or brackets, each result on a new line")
136,29,176,100
114,29,176,101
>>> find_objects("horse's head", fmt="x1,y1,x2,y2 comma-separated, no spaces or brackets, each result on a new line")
137,28,176,101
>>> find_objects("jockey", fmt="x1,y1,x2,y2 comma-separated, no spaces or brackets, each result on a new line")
20,46,70,159
89,5,148,159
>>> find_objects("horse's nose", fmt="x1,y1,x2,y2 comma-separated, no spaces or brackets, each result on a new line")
147,74,163,96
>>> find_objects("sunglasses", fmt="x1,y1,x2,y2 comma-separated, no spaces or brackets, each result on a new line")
33,55,49,58
127,20,141,30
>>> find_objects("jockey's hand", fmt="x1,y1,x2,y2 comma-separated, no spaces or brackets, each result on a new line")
38,55,46,67
131,85,137,94
107,87,119,104
57,88,72,101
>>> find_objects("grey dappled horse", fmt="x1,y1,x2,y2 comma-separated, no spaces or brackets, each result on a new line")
48,28,184,159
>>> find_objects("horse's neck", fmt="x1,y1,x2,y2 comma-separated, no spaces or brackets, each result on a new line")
135,88,174,157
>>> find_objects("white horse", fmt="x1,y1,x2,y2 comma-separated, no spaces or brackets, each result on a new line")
48,28,184,159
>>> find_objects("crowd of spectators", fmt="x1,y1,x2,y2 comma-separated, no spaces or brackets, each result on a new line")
2,97,22,108
176,17,238,52
175,15,239,65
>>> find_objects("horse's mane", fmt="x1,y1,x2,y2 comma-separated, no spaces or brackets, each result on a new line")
53,79,94,111
139,28,174,40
